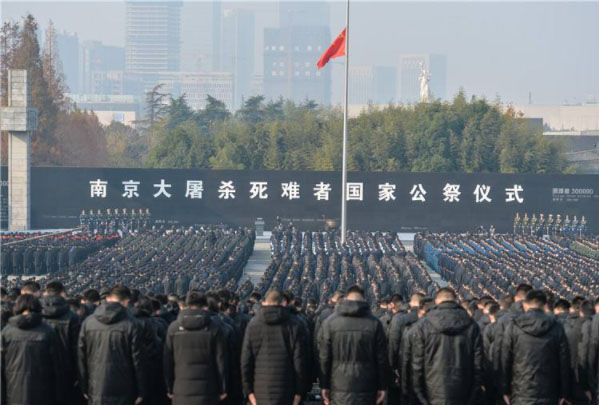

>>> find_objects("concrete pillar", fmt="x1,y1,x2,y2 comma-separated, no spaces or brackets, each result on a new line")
0,70,37,231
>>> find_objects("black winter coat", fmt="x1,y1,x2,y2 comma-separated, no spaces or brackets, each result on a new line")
241,305,306,405
388,307,418,371
131,308,165,405
41,295,80,398
78,302,147,405
164,309,229,405
318,300,389,405
501,308,570,405
1,313,63,405
412,301,483,405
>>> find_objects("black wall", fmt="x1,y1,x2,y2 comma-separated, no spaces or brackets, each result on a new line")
9,167,594,233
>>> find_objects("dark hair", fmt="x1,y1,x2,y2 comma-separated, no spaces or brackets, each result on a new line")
249,292,262,302
515,284,533,297
130,289,141,304
554,299,571,312
525,290,547,306
14,294,42,314
346,285,365,297
435,287,457,302
8,287,21,301
45,281,65,296
83,289,101,303
291,297,303,309
136,296,154,315
499,294,514,310
108,285,131,301
580,300,595,317
488,303,500,316
419,298,435,314
21,280,41,294
265,290,285,305
571,296,586,310
391,294,403,306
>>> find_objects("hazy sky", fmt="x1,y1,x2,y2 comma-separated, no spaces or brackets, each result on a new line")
2,1,598,105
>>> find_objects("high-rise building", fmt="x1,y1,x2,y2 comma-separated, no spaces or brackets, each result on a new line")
159,71,234,111
56,31,79,93
263,1,331,106
79,40,125,94
125,1,182,92
221,8,255,110
349,67,373,104
398,54,447,103
373,66,397,104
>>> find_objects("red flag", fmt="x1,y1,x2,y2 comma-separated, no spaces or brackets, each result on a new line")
317,28,346,69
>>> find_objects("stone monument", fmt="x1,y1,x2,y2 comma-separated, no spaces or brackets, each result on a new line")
0,70,37,230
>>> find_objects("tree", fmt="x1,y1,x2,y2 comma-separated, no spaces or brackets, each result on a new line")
54,109,108,167
11,14,60,164
140,84,169,130
42,20,67,109
104,122,148,167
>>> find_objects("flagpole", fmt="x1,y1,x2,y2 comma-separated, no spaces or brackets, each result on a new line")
340,0,349,245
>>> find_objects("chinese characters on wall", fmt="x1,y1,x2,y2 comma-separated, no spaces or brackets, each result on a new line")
89,179,525,204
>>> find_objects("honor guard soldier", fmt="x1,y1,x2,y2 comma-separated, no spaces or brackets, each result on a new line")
114,208,121,232
80,209,88,230
555,214,562,235
530,213,538,236
538,214,545,237
564,215,570,236
514,213,521,235
572,216,579,237
546,214,554,235
522,213,529,235
580,216,587,237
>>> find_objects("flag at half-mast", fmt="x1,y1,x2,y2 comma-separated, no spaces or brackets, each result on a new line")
316,28,346,69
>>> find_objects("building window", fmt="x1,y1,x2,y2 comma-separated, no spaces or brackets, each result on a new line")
279,46,284,51
272,71,277,76
295,71,300,76
307,45,312,51
315,71,321,77
305,71,310,76
317,45,322,51
279,71,284,76
279,62,284,67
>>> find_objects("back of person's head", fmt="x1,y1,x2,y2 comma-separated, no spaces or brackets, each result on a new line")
488,303,500,317
14,294,42,315
554,298,571,314
264,289,285,306
248,292,262,305
579,300,595,317
345,285,365,301
0,287,8,300
206,291,220,312
186,291,208,309
524,290,546,309
435,288,457,305
571,296,586,312
107,285,131,305
515,284,533,302
291,297,303,311
330,290,345,305
44,281,65,297
130,289,141,305
390,294,403,310
410,292,424,308
83,289,101,304
21,280,41,296
8,288,21,302
136,296,154,315
419,298,435,317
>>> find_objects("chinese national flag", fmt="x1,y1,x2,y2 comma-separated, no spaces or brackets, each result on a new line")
317,28,346,69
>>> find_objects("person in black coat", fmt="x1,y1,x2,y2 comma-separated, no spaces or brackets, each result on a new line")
41,281,81,404
318,285,389,405
164,291,229,405
1,294,64,405
241,289,306,405
78,285,147,405
501,290,570,405
412,288,484,405
131,296,167,405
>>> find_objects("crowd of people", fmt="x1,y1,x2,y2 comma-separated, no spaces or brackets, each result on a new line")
80,208,152,234
513,212,589,237
255,227,439,308
416,233,599,301
0,232,118,276
1,277,599,405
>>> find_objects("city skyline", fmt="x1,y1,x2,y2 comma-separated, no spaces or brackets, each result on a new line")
2,1,598,107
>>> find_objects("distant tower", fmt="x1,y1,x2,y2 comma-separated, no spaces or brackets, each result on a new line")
529,91,532,105
125,1,182,91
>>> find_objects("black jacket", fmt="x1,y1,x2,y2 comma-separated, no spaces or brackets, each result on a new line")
502,309,570,404
41,295,80,397
388,307,418,372
241,305,306,405
1,313,63,405
318,300,389,405
78,302,147,405
164,308,229,405
412,301,483,405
